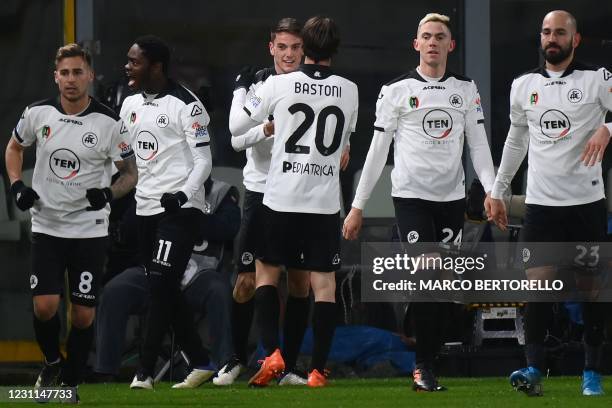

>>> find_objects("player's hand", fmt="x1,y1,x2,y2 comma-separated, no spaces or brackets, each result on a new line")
343,207,363,240
340,145,350,171
10,180,39,211
86,187,113,211
484,195,508,231
264,121,274,137
581,125,611,167
234,66,258,91
160,191,188,213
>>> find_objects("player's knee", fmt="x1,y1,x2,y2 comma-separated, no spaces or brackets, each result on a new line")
71,306,95,329
233,273,256,303
287,275,310,298
310,273,336,302
33,297,60,321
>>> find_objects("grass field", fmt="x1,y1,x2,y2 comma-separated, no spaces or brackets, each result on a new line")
9,377,612,407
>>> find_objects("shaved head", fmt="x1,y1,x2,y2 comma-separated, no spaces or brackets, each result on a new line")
542,10,577,33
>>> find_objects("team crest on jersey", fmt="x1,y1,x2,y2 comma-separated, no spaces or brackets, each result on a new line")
191,105,203,117
82,132,98,148
539,109,571,139
156,114,169,128
41,125,51,139
49,148,80,180
130,112,137,123
567,89,583,103
530,92,538,105
449,94,463,108
422,109,453,139
409,96,419,109
30,275,38,289
136,131,158,160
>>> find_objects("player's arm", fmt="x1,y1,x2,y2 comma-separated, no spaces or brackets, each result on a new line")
229,66,261,137
110,156,137,199
464,84,495,194
161,100,213,213
231,123,272,152
581,67,612,166
5,107,39,210
344,86,392,240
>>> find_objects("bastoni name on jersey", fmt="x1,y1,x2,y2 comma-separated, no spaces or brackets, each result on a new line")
294,82,342,98
282,160,336,177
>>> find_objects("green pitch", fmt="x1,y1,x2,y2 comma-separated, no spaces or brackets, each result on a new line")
16,377,612,407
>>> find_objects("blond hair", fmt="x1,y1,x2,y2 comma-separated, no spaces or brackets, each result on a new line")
417,13,451,35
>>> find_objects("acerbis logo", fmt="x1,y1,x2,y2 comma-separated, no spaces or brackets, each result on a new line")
136,131,158,160
449,94,463,108
82,132,98,148
539,109,570,139
156,114,169,128
422,109,453,139
49,148,80,180
567,89,583,103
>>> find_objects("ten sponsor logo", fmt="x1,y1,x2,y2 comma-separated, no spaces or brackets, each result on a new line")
136,131,158,160
539,109,571,138
156,114,169,128
422,109,453,139
82,132,98,148
49,148,80,180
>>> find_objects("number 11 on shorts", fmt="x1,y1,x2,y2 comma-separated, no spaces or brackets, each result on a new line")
156,240,172,262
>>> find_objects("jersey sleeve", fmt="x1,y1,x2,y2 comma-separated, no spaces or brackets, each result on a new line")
509,79,527,126
597,67,612,113
464,82,495,192
243,78,275,123
108,119,134,162
180,99,211,148
349,86,359,133
12,106,36,147
373,85,399,133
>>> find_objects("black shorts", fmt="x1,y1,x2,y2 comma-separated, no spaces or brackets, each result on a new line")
258,205,341,272
393,197,465,245
30,233,108,307
138,207,203,283
235,190,264,273
520,199,607,268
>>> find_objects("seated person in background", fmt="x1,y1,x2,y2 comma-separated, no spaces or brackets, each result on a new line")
93,177,240,382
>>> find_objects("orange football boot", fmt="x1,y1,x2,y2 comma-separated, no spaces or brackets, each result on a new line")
248,348,285,387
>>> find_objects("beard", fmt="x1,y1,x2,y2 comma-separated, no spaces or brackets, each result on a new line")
541,40,573,65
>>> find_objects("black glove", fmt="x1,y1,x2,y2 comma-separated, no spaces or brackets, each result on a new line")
86,187,113,211
10,180,39,211
234,65,258,91
160,191,188,213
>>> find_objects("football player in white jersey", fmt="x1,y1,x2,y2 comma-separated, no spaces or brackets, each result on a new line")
4,44,137,394
216,18,312,387
241,16,358,387
120,35,214,390
343,13,496,392
486,10,612,397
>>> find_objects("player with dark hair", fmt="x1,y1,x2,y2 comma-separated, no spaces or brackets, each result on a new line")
486,10,612,397
121,35,214,390
4,43,137,397
221,17,314,387
344,13,496,392
241,16,358,388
